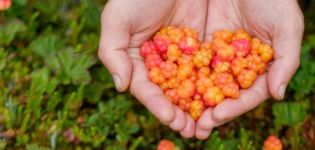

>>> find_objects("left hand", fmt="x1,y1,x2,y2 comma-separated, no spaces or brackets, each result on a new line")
195,0,304,139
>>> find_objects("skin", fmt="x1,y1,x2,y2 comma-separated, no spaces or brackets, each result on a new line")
98,0,304,139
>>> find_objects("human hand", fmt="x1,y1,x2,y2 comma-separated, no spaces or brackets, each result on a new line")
98,0,208,138
195,0,304,139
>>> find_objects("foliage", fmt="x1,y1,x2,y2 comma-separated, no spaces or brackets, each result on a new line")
0,0,314,149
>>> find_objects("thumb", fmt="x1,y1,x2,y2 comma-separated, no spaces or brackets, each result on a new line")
268,16,304,100
98,4,132,92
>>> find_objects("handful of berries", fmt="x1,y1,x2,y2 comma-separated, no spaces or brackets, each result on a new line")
140,26,274,120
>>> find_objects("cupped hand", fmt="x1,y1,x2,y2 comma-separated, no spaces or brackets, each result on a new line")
195,0,304,139
98,0,208,138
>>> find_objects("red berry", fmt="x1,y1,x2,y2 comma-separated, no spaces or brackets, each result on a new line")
154,34,171,53
231,39,251,57
178,37,199,54
157,139,175,150
145,53,163,69
263,135,283,150
140,41,157,58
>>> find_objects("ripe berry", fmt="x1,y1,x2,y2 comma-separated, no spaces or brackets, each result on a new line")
211,56,230,73
178,99,191,111
251,38,262,55
203,86,225,107
178,37,199,54
213,29,233,43
233,29,251,41
258,44,274,62
149,67,165,84
145,53,163,69
231,57,248,76
231,39,251,57
263,135,283,150
214,72,234,88
177,80,196,99
167,44,182,62
177,64,194,80
159,61,178,78
196,77,213,94
220,82,240,98
0,0,11,11
166,27,185,43
189,100,205,120
157,139,175,150
140,41,157,58
246,54,267,74
165,89,179,104
197,67,211,78
154,34,171,53
193,50,212,68
216,45,236,61
182,27,199,39
237,69,257,88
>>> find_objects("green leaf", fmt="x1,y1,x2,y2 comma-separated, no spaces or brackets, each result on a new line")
29,34,62,58
272,102,308,127
0,20,26,46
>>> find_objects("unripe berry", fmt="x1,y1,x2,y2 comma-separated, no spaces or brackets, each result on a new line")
177,80,196,99
259,44,274,62
167,44,182,62
246,54,267,74
231,39,251,57
211,56,230,73
189,100,205,120
149,67,165,84
140,41,157,58
263,135,283,150
237,69,257,88
145,53,163,69
231,57,248,76
193,50,212,68
203,86,225,107
178,37,200,54
159,61,178,78
220,82,240,98
213,29,233,43
157,139,175,150
154,34,171,53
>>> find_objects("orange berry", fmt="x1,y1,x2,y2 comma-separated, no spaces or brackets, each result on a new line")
196,77,213,94
149,67,165,84
154,34,171,53
189,100,205,120
263,135,283,150
231,39,251,57
140,41,157,58
246,54,267,74
220,82,240,98
258,44,274,62
203,86,225,107
167,44,182,62
166,26,185,43
145,53,163,69
251,38,262,54
197,67,211,78
213,72,234,88
232,29,251,41
167,77,179,89
193,50,212,68
231,57,248,76
237,69,257,88
177,64,194,80
177,54,194,66
165,89,179,104
177,80,196,99
216,44,236,61
213,29,233,43
211,56,230,73
159,60,177,78
178,99,191,111
157,139,175,150
212,38,227,52
178,37,200,54
182,27,199,39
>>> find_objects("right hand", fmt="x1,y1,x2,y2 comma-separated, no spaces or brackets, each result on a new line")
98,0,208,138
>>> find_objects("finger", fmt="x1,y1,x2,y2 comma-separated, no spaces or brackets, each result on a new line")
98,4,132,92
197,109,222,130
269,18,304,100
195,125,212,140
180,114,195,138
169,107,186,131
213,75,270,122
129,56,175,124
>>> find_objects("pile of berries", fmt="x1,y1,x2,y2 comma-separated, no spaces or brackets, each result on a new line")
140,26,274,120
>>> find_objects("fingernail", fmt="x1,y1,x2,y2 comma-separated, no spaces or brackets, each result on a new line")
113,74,121,91
278,84,287,99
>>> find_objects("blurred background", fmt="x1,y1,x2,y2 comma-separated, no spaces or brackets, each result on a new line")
0,0,314,149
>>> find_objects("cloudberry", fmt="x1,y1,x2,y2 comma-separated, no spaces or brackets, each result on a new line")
149,67,165,84
145,53,163,69
259,44,274,62
189,100,205,120
200,41,212,52
178,37,200,54
196,77,213,94
203,86,225,107
213,29,233,43
237,69,257,88
197,67,211,78
140,41,157,58
167,77,179,89
251,38,261,54
220,82,240,98
193,92,202,100
178,99,191,111
212,38,227,52
154,34,171,53
231,57,248,76
263,135,283,150
177,54,194,66
246,54,267,74
177,80,196,99
231,39,251,57
193,50,212,68
214,72,234,88
157,139,175,150
177,65,194,80
216,44,236,61
182,27,199,39
233,29,251,41
159,61,178,78
166,26,185,43
211,56,230,73
165,89,179,104
167,44,182,62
